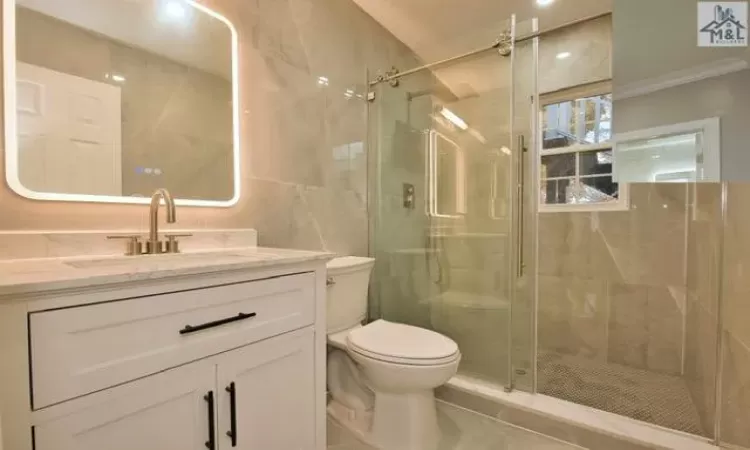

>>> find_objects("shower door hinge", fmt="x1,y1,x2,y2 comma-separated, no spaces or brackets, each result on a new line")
367,91,376,102
495,30,513,57
375,67,401,87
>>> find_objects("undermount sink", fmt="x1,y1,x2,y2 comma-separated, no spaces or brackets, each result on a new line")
64,251,270,269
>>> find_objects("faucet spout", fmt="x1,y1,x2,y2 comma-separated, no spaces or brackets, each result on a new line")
149,188,176,254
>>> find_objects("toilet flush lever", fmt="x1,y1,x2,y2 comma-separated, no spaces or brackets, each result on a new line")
327,277,336,287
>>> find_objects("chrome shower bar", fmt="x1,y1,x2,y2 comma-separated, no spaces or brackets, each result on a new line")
368,11,611,87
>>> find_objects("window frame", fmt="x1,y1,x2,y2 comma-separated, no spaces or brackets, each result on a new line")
613,117,721,182
538,83,629,213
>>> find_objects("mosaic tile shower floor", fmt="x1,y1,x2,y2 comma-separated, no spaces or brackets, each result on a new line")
327,401,584,450
538,352,705,436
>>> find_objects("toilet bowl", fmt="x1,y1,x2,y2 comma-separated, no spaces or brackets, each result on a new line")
326,257,460,450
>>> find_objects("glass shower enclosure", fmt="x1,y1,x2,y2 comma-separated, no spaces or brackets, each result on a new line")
367,11,737,448
366,16,539,392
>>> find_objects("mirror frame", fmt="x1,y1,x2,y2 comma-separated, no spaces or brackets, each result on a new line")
2,0,241,207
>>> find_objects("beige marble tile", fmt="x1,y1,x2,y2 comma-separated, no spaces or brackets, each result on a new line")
719,333,750,449
684,296,718,437
299,185,368,257
539,15,611,94
607,283,649,370
538,276,608,360
244,178,323,252
645,286,684,375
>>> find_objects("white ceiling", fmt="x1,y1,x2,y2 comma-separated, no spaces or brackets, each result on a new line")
352,0,612,64
17,0,232,79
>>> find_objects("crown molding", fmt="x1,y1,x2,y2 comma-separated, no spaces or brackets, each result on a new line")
614,57,749,100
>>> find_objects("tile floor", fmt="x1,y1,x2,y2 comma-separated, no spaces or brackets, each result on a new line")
327,401,585,450
538,352,705,436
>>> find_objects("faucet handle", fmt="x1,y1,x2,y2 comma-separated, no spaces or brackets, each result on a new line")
164,233,193,254
107,235,143,256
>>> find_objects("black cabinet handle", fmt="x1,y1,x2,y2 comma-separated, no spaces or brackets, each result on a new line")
180,312,257,335
225,382,238,447
204,391,216,450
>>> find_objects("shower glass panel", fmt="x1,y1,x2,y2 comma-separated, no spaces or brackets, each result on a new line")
368,16,534,390
510,17,539,393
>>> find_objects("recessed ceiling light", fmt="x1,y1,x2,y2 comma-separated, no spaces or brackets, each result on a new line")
556,51,572,60
537,0,555,6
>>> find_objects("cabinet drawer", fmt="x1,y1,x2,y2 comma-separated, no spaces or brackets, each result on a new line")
30,272,316,409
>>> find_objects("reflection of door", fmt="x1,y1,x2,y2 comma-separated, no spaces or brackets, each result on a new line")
16,62,122,195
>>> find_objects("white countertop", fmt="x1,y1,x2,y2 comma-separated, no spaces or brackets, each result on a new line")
0,247,334,298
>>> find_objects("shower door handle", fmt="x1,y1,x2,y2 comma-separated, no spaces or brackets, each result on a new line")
516,134,526,278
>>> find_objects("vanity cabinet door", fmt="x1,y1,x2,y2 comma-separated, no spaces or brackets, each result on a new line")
217,328,316,450
34,359,216,450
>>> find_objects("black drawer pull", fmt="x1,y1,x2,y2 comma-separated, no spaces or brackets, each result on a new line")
226,382,238,447
204,391,216,450
180,312,257,335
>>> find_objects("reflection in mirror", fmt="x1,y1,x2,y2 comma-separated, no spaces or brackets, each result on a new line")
7,0,238,205
614,118,720,183
617,133,700,182
427,130,466,218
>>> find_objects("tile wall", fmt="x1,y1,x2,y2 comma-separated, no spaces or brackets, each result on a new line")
537,184,689,376
719,184,750,449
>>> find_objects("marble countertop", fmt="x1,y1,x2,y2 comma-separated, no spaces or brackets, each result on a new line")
0,247,334,298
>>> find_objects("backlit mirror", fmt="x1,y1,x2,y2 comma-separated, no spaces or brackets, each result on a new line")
427,130,466,218
3,0,239,206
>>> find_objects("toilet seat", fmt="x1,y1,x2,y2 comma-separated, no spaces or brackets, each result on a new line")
346,320,459,366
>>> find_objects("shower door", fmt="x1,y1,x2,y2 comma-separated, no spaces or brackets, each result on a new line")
367,15,538,391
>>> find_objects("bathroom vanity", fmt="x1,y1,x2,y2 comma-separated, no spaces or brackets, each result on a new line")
0,247,332,450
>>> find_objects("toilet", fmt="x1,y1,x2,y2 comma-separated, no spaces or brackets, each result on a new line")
326,256,461,450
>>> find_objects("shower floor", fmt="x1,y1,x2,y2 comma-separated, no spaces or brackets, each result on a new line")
537,352,706,436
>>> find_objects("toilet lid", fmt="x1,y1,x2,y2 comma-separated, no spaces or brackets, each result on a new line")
347,320,459,365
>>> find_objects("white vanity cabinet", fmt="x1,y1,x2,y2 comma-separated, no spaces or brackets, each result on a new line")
33,329,314,450
33,356,217,450
0,256,329,450
217,329,315,450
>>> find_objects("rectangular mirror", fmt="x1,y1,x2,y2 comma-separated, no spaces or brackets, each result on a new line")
3,0,239,206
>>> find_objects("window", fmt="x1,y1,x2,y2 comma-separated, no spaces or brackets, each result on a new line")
540,92,628,212
613,118,720,183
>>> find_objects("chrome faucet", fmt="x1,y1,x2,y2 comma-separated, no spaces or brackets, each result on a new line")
148,188,176,254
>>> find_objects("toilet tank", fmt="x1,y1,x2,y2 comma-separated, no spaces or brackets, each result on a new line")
326,256,375,334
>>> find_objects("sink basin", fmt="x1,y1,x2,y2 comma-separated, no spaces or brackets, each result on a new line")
64,251,270,269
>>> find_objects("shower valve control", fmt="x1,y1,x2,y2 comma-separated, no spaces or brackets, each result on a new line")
403,183,415,209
